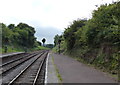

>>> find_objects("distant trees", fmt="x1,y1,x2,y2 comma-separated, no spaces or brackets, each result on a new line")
1,22,41,51
54,34,64,53
2,23,13,46
42,38,46,46
46,44,54,49
16,23,36,48
8,24,15,29
54,34,62,46
37,41,42,46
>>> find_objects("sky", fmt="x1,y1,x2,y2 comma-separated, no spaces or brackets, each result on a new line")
0,0,118,44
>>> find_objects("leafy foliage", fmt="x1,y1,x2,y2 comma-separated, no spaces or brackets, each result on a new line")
54,2,120,75
1,22,42,52
63,19,87,50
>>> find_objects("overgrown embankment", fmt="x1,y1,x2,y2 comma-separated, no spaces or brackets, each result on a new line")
1,23,49,54
53,2,120,80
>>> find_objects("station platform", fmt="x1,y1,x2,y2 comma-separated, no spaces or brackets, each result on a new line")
46,52,117,83
45,52,60,83
0,52,24,58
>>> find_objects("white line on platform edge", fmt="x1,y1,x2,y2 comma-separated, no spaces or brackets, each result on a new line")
45,53,49,84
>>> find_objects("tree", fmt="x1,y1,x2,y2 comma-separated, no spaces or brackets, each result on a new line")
85,2,120,47
46,44,54,49
58,39,61,54
2,23,13,53
37,41,42,46
2,22,37,49
63,19,87,50
15,23,36,48
42,38,46,46
8,24,15,29
53,1,119,74
54,34,62,46
2,23,13,46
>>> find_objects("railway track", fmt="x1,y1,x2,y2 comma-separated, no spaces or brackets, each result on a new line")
1,53,30,67
0,51,43,77
2,52,27,64
2,50,48,84
1,51,41,66
8,51,48,85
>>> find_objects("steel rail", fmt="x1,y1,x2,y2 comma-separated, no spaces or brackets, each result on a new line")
0,52,42,76
33,54,47,85
8,52,46,85
0,53,30,67
1,51,41,67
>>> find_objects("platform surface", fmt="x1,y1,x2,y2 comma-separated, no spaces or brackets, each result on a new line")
0,52,24,58
45,52,59,83
48,52,118,83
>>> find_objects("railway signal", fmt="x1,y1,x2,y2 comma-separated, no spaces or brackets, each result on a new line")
58,39,61,54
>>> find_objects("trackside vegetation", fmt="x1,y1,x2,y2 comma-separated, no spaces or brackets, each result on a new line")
53,2,120,80
1,22,49,53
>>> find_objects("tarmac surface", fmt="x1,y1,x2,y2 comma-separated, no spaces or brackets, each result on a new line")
47,52,118,83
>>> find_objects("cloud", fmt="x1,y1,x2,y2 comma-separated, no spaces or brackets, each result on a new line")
0,0,117,43
0,0,116,29
35,26,62,44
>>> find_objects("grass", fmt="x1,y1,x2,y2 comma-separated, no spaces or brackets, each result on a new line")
1,46,24,54
1,45,50,54
67,53,118,81
52,46,58,53
37,46,50,50
28,46,49,52
52,56,62,83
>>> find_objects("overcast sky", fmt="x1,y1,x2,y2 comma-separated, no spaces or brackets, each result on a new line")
0,0,118,44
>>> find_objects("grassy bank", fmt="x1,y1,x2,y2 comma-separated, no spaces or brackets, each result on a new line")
52,42,119,81
1,46,24,54
63,45,119,81
1,45,49,54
